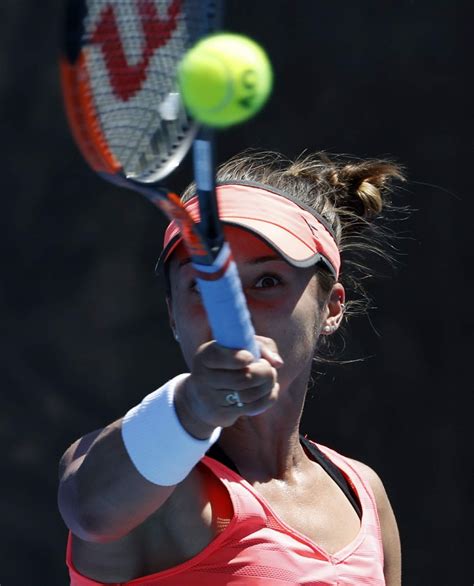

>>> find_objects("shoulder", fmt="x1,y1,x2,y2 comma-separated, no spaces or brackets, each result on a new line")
348,458,402,586
347,458,398,532
347,458,387,506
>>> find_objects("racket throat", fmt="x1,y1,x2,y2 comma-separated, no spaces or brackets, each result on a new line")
192,131,224,256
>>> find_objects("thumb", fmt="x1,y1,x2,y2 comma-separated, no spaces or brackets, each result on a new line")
258,343,284,369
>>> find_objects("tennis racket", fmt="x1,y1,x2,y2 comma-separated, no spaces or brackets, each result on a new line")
60,0,261,406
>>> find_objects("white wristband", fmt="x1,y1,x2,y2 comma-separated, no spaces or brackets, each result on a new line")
121,373,221,486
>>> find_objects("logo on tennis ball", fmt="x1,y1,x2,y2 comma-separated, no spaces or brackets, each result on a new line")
238,69,258,110
178,33,273,128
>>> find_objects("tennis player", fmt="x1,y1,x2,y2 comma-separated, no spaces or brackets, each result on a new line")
59,150,403,585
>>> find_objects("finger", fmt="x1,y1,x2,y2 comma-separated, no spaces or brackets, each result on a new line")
236,382,280,415
255,336,284,367
216,364,277,406
198,342,254,370
254,335,279,353
218,381,274,407
259,346,284,368
196,360,277,392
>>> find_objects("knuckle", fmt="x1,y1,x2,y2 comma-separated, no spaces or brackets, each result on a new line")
200,340,216,355
254,358,271,372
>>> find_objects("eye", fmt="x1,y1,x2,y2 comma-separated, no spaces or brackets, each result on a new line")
254,274,282,289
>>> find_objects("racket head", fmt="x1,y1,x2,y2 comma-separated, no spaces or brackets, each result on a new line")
60,0,222,184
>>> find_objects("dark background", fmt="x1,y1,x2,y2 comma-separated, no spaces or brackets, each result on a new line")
1,1,471,584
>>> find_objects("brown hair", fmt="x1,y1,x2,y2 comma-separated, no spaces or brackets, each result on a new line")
181,150,406,321
172,149,408,366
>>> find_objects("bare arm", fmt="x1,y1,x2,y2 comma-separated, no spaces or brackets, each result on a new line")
58,339,281,544
57,419,178,543
351,460,402,586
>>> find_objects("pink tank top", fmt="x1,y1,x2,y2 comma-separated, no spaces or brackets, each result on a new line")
66,442,385,585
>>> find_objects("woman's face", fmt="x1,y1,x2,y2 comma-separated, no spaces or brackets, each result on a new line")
167,226,334,392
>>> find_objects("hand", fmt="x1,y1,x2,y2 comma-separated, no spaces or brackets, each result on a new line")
175,336,284,434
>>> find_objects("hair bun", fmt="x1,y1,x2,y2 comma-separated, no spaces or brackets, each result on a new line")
333,161,405,219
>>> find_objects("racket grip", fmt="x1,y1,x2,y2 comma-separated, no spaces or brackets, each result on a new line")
193,244,260,360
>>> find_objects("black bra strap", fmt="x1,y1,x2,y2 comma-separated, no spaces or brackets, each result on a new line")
299,435,362,519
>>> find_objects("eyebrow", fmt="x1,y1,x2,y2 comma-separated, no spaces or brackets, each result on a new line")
178,254,283,269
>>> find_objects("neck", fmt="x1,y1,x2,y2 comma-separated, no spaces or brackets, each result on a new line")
217,370,312,484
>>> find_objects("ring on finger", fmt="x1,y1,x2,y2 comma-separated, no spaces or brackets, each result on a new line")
225,392,244,408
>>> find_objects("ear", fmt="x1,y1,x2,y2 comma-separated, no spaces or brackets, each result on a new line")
165,296,179,341
321,283,346,336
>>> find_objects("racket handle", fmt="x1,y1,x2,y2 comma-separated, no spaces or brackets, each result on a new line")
193,243,260,360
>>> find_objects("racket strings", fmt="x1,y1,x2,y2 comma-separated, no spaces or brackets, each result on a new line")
75,0,219,181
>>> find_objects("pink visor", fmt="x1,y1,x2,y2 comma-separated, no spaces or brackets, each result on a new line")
157,182,341,278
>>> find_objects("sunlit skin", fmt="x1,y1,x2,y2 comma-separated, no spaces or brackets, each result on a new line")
59,226,401,585
167,225,345,484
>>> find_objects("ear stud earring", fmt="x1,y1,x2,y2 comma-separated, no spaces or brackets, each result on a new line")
323,325,337,334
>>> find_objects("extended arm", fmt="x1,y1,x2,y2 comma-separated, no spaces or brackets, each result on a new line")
58,419,177,543
58,339,281,544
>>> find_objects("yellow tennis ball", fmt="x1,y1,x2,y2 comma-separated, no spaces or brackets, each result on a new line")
178,33,273,128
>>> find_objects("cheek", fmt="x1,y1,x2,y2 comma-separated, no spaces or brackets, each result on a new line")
257,295,321,359
267,306,320,391
290,300,321,354
171,292,210,366
286,284,325,358
170,269,206,330
174,300,206,334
